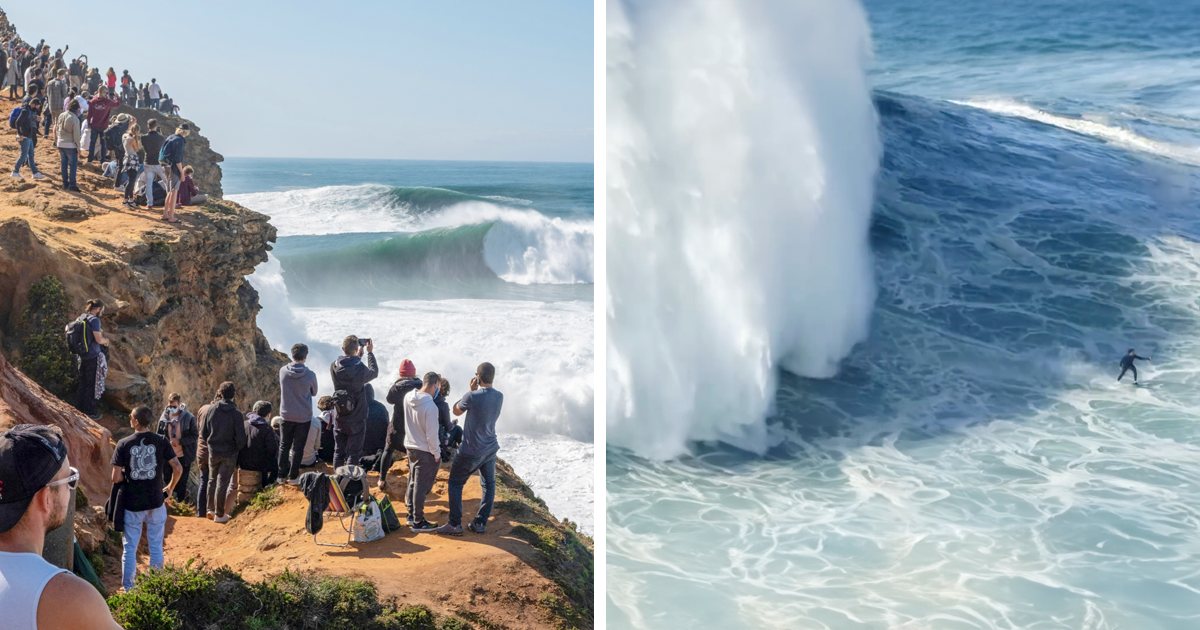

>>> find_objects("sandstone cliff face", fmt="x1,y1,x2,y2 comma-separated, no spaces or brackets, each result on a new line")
0,190,286,419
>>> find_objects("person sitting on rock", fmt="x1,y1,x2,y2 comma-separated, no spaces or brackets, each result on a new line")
238,400,280,490
156,392,198,503
317,395,336,464
178,165,208,206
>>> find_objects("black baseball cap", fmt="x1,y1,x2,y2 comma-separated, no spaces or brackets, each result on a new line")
0,425,68,533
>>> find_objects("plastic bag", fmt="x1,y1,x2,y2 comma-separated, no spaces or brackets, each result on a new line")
351,499,385,542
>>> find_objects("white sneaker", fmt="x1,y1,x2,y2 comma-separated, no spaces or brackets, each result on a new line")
31,172,45,180
287,478,301,486
213,514,230,524
10,171,20,178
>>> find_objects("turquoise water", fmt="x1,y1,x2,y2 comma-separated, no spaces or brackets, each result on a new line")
608,0,1200,627
224,157,596,532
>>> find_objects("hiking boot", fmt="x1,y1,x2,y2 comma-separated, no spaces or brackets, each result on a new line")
467,520,486,534
213,514,230,524
435,522,463,536
411,520,439,533
31,172,45,180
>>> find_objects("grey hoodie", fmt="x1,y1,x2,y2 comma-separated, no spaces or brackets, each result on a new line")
279,362,318,423
403,389,440,456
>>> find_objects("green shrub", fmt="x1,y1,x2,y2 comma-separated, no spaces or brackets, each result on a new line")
165,498,195,518
75,486,88,511
108,564,472,630
20,276,78,400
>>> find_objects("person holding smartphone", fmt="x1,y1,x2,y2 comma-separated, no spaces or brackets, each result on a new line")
329,335,379,468
437,362,504,536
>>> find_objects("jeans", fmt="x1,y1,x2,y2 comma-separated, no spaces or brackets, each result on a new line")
43,108,57,136
111,147,124,188
405,449,439,523
58,148,77,188
87,126,107,162
278,420,308,481
122,504,167,590
138,165,166,206
206,453,237,518
149,97,159,110
333,430,366,468
75,355,98,415
15,136,37,174
446,449,497,527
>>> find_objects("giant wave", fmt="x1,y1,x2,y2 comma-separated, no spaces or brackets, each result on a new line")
606,0,881,459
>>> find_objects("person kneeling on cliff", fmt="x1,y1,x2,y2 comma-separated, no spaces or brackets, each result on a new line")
200,381,247,523
329,336,379,469
239,400,280,490
157,392,198,503
70,299,107,420
0,425,124,629
113,406,182,592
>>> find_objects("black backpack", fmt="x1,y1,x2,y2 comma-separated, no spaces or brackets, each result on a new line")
331,390,357,419
103,125,123,151
64,315,89,355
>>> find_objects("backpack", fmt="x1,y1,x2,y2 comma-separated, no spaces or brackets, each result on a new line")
64,315,89,355
103,125,122,151
8,106,20,129
331,390,357,419
377,495,402,534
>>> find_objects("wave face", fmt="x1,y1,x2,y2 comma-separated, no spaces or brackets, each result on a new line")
230,184,594,289
606,0,881,459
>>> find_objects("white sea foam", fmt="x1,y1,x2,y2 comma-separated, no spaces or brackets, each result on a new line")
606,0,881,459
954,98,1200,167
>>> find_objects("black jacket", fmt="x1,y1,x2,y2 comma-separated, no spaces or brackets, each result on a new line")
156,407,199,461
434,392,453,448
329,353,378,435
104,481,127,532
299,471,330,535
238,413,279,475
201,399,247,457
385,376,422,445
362,384,390,454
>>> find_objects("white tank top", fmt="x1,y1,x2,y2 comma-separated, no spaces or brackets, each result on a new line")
0,551,69,630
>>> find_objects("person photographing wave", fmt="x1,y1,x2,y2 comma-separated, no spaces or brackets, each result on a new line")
1118,349,1151,384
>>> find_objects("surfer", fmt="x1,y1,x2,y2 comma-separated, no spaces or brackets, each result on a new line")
1117,349,1151,384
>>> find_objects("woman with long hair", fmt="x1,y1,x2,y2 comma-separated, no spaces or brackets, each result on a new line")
121,121,141,207
105,67,116,91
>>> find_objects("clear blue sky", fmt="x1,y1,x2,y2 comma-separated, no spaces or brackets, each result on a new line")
6,1,593,162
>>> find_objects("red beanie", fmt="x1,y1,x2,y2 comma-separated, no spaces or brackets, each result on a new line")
399,359,416,377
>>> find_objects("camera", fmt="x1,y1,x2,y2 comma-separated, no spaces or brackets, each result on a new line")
358,338,372,346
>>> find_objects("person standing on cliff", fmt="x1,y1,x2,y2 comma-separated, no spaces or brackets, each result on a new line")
84,86,118,164
120,121,141,206
53,97,81,192
329,336,379,468
43,69,65,140
5,53,18,99
403,372,443,533
147,77,160,110
200,381,247,524
138,118,168,209
0,425,125,629
156,392,198,503
378,360,421,490
112,406,181,592
71,299,107,419
278,343,318,486
159,124,189,223
436,362,503,536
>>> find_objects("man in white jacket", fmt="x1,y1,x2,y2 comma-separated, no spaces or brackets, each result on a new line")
404,372,443,533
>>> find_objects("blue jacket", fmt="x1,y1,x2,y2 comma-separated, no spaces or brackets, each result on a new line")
159,133,185,164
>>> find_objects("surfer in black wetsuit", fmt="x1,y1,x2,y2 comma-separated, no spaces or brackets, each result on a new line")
1117,349,1151,384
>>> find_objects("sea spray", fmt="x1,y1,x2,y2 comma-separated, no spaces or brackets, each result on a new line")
607,0,881,459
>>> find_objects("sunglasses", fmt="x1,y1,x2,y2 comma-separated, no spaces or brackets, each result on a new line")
44,467,79,491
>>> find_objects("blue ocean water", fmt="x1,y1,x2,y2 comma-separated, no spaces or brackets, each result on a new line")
608,0,1200,627
223,157,596,533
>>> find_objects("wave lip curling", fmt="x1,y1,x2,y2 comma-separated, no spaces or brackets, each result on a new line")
606,0,881,459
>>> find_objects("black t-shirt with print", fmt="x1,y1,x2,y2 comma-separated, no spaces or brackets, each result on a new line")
111,431,176,512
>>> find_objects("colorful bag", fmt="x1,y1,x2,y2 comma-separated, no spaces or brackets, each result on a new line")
378,495,402,534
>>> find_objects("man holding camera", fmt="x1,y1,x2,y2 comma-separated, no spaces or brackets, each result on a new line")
437,362,503,536
329,335,379,468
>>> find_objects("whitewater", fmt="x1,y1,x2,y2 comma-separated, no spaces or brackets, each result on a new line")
608,0,1200,627
227,160,594,534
